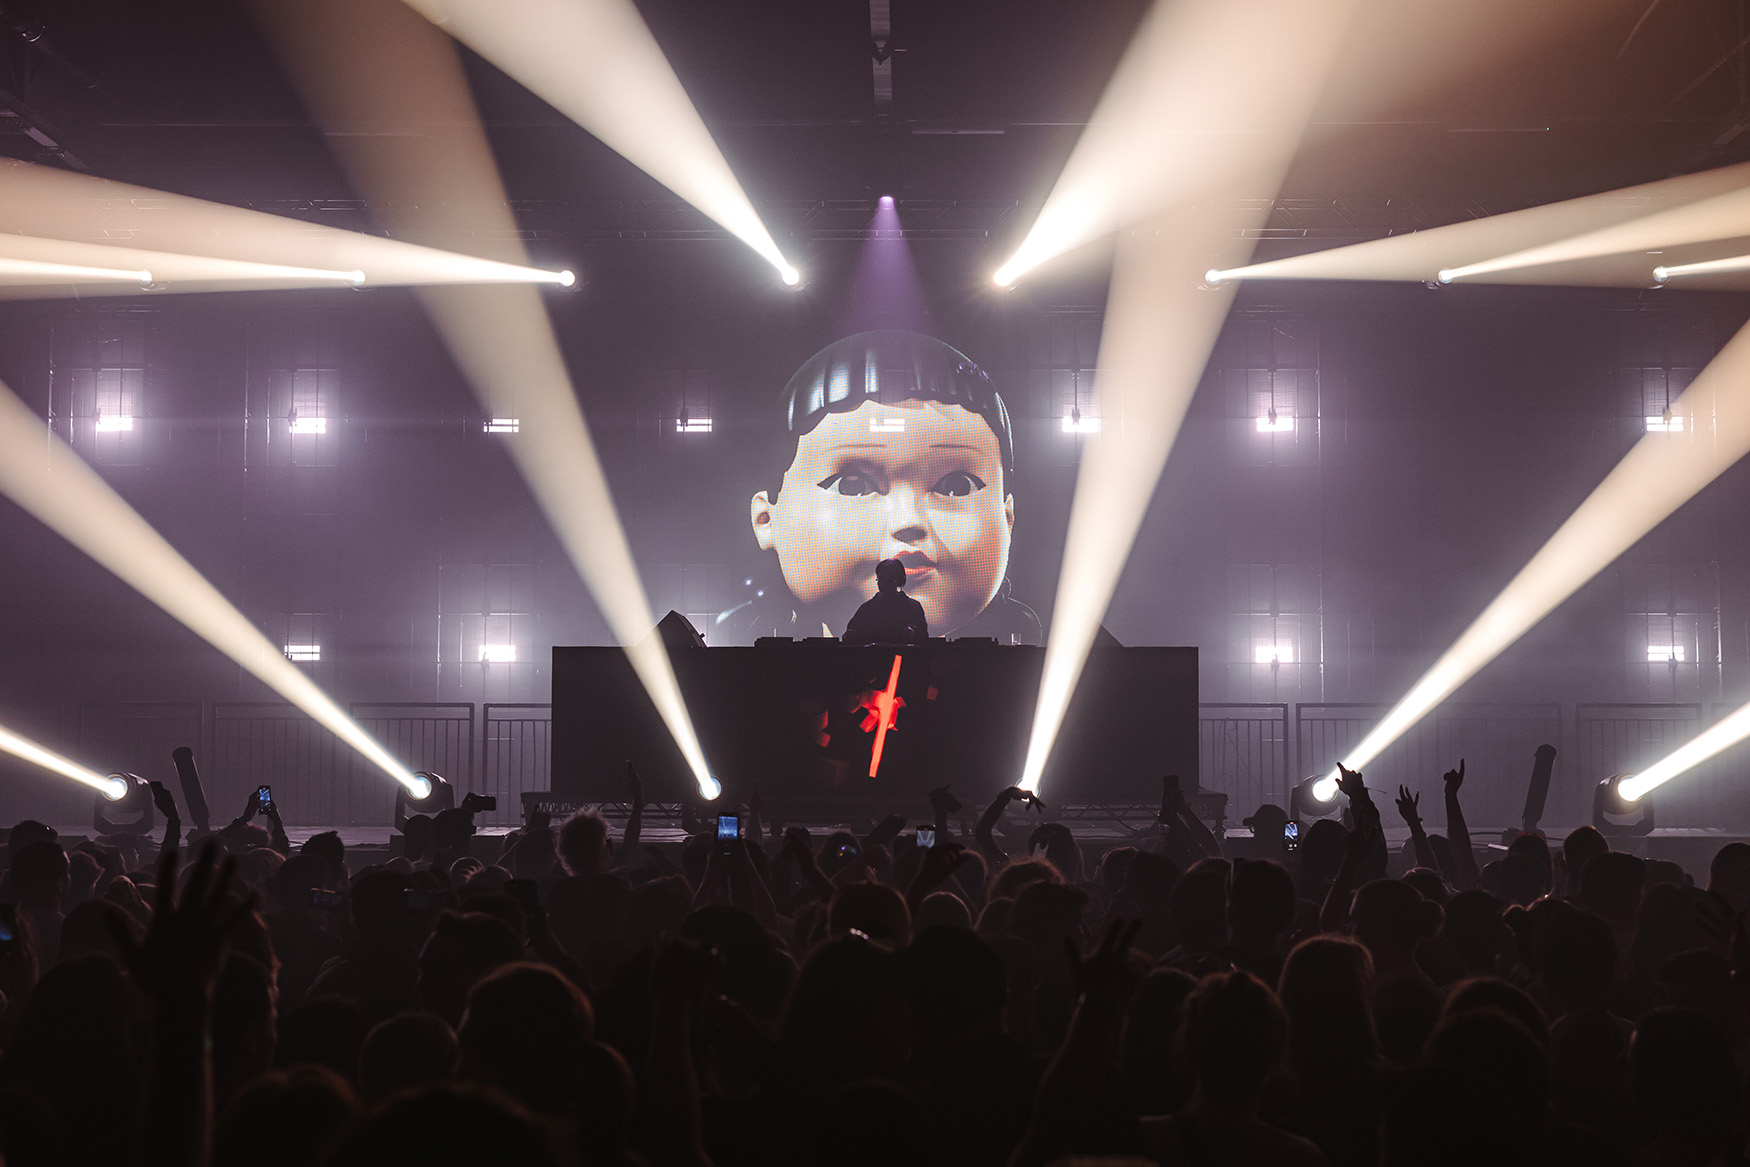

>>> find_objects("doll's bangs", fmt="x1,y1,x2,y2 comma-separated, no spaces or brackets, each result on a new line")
780,330,1014,473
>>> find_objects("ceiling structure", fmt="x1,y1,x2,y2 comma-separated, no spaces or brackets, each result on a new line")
0,0,1749,259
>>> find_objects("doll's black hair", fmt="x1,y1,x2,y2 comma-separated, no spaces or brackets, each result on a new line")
768,330,1013,499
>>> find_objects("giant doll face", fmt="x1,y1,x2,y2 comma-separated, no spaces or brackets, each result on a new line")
751,398,1013,634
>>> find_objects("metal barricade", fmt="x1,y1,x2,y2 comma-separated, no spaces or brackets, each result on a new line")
1198,703,1290,815
481,704,551,826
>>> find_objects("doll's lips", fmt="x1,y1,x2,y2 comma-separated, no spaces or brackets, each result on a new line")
895,551,936,577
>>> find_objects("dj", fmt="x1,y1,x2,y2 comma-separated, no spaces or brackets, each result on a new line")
841,558,928,646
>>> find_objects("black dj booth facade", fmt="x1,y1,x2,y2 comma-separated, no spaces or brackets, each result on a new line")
552,643,1198,813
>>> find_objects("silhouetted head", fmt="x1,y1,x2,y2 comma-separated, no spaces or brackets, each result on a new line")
10,841,68,909
213,1065,356,1167
829,881,911,947
807,1079,940,1167
558,809,612,876
1534,902,1616,1013
1708,840,1750,911
1562,826,1609,891
1441,976,1548,1047
58,897,134,964
417,910,525,1025
913,890,972,932
1353,878,1442,966
1170,860,1228,953
1278,935,1378,1061
1178,971,1288,1110
275,997,369,1078
901,926,1006,1041
1632,1008,1740,1161
1441,888,1509,975
7,821,54,852
1426,1008,1548,1148
1580,851,1645,924
1229,858,1296,942
359,1012,457,1103
780,934,907,1085
457,963,596,1118
875,557,906,592
323,1083,562,1167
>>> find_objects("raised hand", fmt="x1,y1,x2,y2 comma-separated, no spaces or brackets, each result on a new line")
928,785,961,814
1395,785,1421,826
111,843,254,998
1341,821,1377,869
626,760,643,804
238,789,260,822
1444,759,1466,797
913,841,971,893
1335,764,1366,801
149,780,179,820
780,826,819,868
1066,918,1144,1008
1697,891,1750,973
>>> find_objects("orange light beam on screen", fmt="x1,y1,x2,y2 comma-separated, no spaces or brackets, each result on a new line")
252,0,720,799
867,654,904,778
399,0,799,285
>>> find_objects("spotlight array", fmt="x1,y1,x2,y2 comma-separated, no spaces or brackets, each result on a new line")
0,379,429,800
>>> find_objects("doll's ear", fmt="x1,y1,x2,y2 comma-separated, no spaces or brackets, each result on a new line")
1005,492,1015,531
751,491,777,550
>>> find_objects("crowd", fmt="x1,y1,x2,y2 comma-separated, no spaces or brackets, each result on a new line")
0,756,1744,1167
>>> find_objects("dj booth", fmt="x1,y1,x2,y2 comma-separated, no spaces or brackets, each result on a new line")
552,641,1198,815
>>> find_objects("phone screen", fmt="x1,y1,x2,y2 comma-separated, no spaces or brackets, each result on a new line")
1283,821,1300,852
716,815,739,840
916,826,937,848
256,785,273,810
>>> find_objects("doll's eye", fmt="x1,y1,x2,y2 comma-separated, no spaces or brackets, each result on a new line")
818,471,881,496
930,471,986,497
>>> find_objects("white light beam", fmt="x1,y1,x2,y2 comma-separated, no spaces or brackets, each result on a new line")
0,379,428,799
1315,316,1750,800
0,722,127,800
400,0,798,286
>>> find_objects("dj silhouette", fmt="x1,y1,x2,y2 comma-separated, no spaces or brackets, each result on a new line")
842,558,928,646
